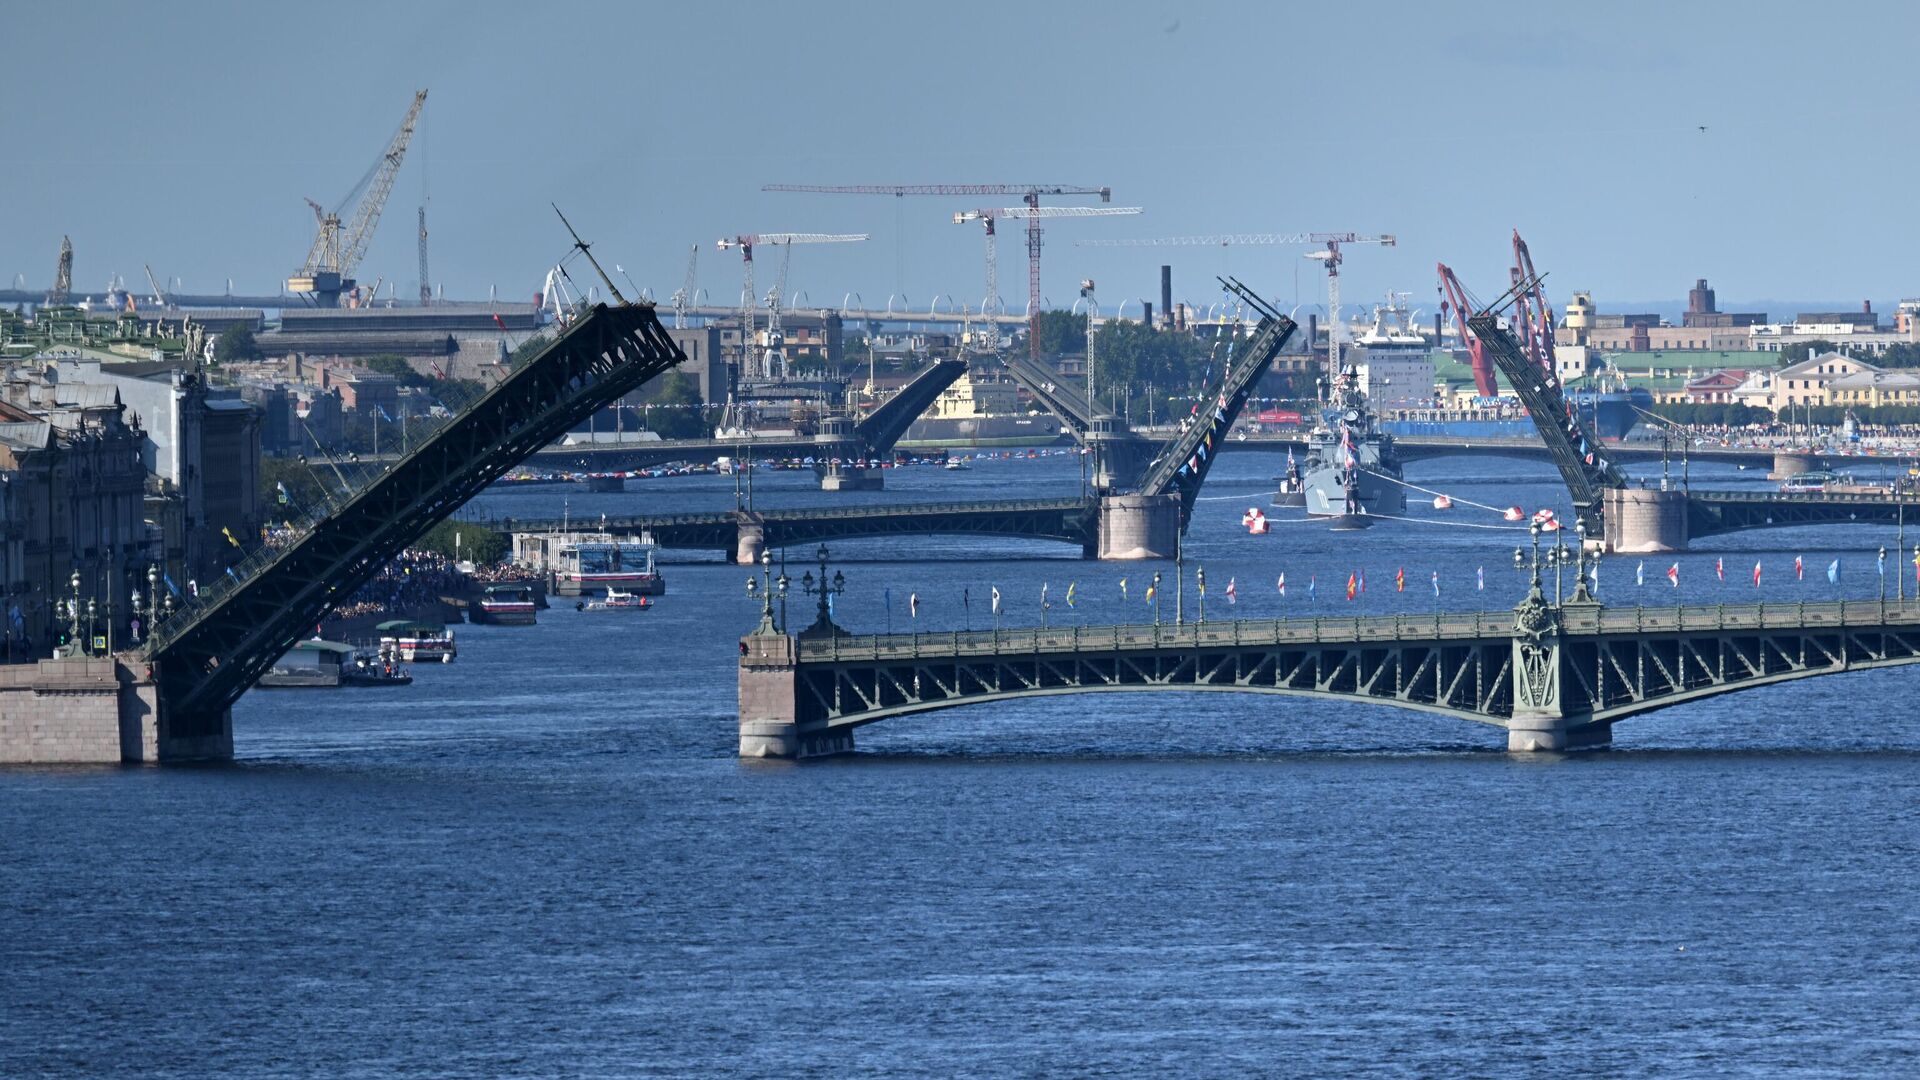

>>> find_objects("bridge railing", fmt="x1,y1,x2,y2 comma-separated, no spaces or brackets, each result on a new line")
796,610,1515,662
793,600,1920,663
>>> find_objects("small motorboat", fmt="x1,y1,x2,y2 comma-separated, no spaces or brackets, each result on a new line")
943,459,972,471
577,587,653,612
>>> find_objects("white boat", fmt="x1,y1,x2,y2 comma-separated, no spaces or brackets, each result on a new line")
578,587,652,612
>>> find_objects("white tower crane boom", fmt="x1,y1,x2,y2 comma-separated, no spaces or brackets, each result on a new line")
716,233,865,379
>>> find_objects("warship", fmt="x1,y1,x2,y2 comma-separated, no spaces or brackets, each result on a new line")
1293,362,1406,523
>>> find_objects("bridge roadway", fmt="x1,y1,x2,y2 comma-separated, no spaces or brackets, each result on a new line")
509,496,1099,561
739,594,1920,757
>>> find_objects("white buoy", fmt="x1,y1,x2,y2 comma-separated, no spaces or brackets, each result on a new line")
1433,495,1453,510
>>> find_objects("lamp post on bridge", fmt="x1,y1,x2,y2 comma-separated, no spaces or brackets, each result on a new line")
1571,520,1595,604
744,548,788,635
1151,570,1163,626
1196,566,1207,624
799,543,846,636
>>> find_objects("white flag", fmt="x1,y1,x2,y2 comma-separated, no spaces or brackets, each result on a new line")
991,586,1002,615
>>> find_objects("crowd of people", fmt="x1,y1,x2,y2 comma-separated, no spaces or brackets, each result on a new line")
328,549,469,621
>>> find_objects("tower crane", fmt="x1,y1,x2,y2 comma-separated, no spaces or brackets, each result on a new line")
143,264,170,308
1076,232,1395,372
288,89,428,307
715,232,866,380
952,205,1142,335
763,182,1114,357
417,205,431,306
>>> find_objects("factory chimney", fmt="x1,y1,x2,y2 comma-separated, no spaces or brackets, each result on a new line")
1160,266,1172,330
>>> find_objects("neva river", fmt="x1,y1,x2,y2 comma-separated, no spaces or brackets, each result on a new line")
6,450,1920,1076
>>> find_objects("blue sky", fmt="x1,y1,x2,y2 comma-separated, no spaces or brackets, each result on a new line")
5,0,1916,316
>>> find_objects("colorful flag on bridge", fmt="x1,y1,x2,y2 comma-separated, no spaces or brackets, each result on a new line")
1065,582,1077,608
1346,573,1358,602
1828,559,1841,585
1667,563,1680,587
991,586,1002,615
1119,576,1128,600
1395,567,1406,592
1753,561,1762,587
1716,556,1724,582
909,592,920,619
1225,578,1237,605
1796,555,1805,581
1432,571,1440,598
1477,566,1485,592
1637,561,1645,587
1277,572,1287,597
1308,575,1317,602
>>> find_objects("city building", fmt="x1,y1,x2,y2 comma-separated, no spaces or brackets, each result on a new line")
0,374,147,655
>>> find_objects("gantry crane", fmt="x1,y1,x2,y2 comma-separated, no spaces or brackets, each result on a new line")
952,205,1141,330
763,182,1114,357
1076,232,1395,371
715,233,866,379
288,89,428,307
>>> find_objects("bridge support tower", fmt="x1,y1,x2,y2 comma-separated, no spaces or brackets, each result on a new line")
1603,487,1689,554
1505,592,1610,752
1098,492,1180,560
737,632,852,758
1769,452,1821,481
736,517,766,565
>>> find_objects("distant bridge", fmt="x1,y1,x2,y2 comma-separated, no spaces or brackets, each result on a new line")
739,587,1920,758
509,496,1099,563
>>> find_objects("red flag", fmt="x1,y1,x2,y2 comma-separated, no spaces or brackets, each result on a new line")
1716,557,1724,582
1753,561,1762,587
1667,563,1680,587
492,313,508,332
1795,555,1804,580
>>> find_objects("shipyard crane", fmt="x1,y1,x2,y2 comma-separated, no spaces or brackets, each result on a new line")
49,236,71,305
1437,262,1497,398
715,232,866,380
763,182,1114,357
288,89,428,307
952,205,1142,330
1075,232,1394,371
669,244,699,329
142,264,171,308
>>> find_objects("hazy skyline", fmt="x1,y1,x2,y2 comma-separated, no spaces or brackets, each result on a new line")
5,0,1917,316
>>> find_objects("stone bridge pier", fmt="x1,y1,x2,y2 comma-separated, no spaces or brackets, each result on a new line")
1603,487,1689,553
1,654,230,764
1097,493,1180,560
738,633,853,759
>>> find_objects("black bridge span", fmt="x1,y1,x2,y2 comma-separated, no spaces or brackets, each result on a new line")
143,303,687,749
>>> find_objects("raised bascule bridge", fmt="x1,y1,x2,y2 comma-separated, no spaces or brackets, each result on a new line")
737,542,1920,759
1,301,688,764
507,277,1298,563
1443,245,1920,554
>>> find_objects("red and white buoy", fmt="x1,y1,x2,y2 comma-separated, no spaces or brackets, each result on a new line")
1503,506,1525,522
1433,495,1453,510
1242,507,1270,534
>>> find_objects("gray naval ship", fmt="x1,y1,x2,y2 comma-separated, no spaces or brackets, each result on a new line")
1298,363,1406,524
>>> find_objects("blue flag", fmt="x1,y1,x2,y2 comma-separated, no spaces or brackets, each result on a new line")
376,405,394,423
162,571,181,597
1828,558,1841,585
884,587,892,615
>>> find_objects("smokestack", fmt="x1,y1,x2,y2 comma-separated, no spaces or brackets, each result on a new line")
1160,265,1172,330
1308,313,1318,354
1142,301,1153,328
1864,299,1873,315
1435,312,1443,345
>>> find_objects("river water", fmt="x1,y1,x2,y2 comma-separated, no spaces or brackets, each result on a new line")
6,450,1920,1077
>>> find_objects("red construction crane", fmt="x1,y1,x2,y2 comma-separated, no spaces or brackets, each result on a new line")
1509,230,1556,374
763,182,1114,357
1437,261,1498,399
